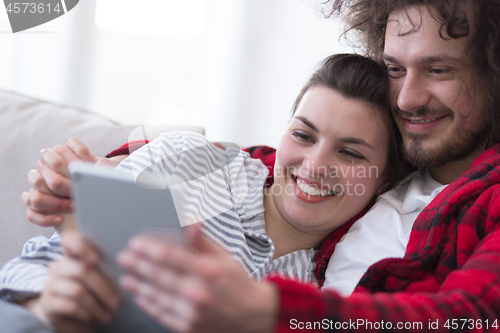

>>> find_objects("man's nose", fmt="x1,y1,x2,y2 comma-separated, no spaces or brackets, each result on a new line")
396,72,431,112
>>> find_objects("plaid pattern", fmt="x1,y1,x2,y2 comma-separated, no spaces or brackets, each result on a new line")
105,140,150,158
268,143,500,332
241,146,276,188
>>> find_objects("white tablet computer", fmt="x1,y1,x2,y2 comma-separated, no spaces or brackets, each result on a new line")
70,162,183,333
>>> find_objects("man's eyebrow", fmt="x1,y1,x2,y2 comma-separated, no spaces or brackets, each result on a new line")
340,137,374,150
383,53,464,65
413,55,464,66
382,53,399,63
294,116,318,132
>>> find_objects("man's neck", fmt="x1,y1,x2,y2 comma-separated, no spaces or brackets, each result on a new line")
429,144,488,184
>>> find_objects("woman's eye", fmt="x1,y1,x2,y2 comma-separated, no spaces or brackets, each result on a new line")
340,149,365,160
292,131,314,143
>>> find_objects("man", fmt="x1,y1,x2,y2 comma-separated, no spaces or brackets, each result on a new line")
3,0,500,332
113,1,500,331
110,2,500,332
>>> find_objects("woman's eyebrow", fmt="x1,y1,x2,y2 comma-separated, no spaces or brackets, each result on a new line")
340,137,374,150
294,116,317,132
294,116,375,150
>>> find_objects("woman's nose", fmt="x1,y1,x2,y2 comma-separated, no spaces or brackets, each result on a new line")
302,149,331,178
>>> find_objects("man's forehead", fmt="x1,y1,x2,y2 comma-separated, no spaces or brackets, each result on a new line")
386,5,446,39
384,5,469,63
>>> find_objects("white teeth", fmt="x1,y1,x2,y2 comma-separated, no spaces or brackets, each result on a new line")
309,186,318,196
409,117,441,124
295,177,335,197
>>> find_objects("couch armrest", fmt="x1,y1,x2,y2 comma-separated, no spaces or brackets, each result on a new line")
0,90,203,266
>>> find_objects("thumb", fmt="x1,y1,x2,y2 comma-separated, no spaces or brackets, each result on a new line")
61,229,100,265
186,223,226,255
95,157,116,168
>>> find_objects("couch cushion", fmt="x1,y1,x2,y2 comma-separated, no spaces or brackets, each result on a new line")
0,90,203,266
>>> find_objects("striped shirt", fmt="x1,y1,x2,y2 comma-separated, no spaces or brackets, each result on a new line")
0,132,316,301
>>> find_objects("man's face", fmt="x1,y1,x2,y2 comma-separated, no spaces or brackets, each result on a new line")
383,5,488,168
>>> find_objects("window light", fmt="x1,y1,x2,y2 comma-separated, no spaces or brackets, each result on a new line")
95,0,207,39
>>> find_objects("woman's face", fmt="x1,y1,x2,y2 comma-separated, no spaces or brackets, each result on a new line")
272,85,390,236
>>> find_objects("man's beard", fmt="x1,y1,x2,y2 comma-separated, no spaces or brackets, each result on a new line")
393,106,490,169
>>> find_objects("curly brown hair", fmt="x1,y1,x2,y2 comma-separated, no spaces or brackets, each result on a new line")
324,0,500,147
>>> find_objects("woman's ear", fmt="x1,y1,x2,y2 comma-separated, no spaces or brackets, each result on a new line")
376,179,390,196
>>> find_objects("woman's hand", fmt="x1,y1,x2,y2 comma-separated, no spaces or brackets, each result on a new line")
24,230,121,333
117,225,278,333
21,137,126,231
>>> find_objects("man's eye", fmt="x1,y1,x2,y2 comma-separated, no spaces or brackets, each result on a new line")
386,65,406,78
292,131,314,143
429,68,452,77
339,149,365,160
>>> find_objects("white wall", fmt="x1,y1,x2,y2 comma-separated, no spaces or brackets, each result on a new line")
0,0,354,148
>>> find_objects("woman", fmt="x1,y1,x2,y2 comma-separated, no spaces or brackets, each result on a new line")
3,54,408,331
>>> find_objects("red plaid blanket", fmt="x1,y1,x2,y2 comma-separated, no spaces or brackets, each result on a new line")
268,143,500,332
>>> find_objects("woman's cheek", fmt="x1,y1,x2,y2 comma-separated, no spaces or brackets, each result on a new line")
342,167,383,198
275,137,297,170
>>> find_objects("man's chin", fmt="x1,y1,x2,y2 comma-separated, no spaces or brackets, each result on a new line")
403,143,437,169
402,137,487,169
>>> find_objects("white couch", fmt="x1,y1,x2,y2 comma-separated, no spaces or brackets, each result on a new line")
0,90,204,266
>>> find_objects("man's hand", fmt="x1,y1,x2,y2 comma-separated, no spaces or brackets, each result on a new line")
24,230,121,333
21,137,127,230
117,225,278,333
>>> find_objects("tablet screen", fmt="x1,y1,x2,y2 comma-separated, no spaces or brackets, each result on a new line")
71,162,182,333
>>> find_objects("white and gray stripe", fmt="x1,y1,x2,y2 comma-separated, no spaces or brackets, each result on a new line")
0,132,316,301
